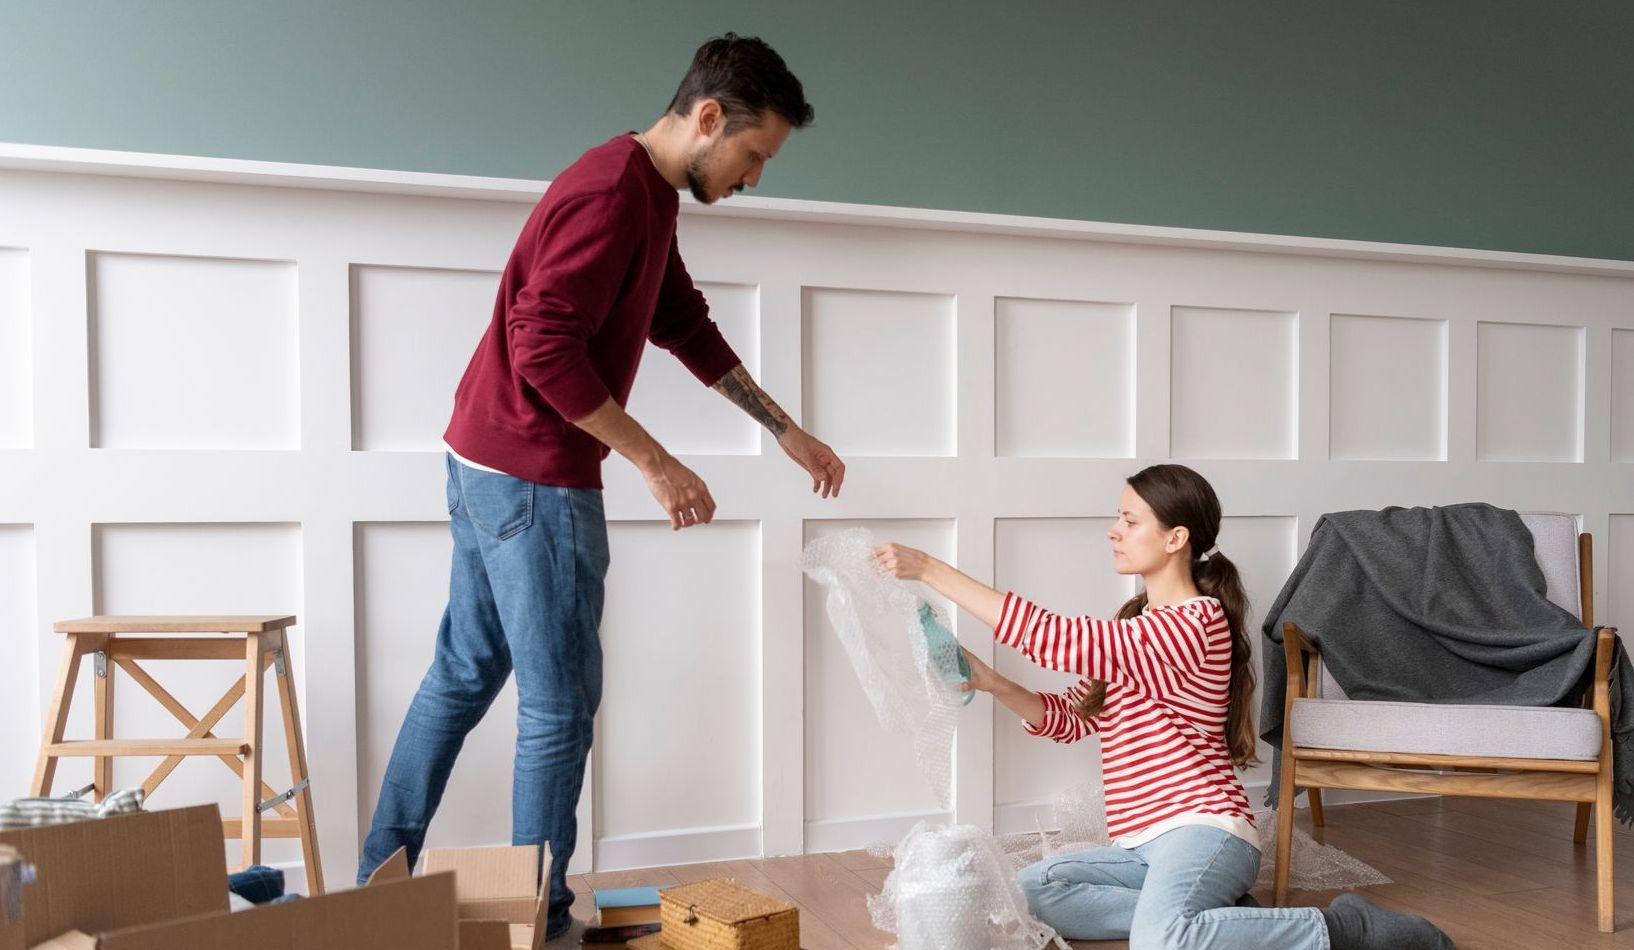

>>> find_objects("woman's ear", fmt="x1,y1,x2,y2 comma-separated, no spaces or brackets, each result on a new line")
1166,525,1190,554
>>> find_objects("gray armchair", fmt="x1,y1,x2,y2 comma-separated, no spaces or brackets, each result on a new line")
1273,512,1619,932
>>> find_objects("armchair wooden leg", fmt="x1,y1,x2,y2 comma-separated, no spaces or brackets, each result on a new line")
1574,801,1592,845
1597,786,1614,932
1274,768,1297,905
1307,787,1325,829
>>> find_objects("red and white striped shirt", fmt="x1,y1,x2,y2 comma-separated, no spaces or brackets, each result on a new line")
995,592,1256,847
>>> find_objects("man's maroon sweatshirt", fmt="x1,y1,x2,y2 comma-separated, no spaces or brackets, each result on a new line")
444,134,742,488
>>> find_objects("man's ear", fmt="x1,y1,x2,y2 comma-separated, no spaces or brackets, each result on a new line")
694,98,725,138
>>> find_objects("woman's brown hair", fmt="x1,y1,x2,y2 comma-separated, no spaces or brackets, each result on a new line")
1074,464,1259,768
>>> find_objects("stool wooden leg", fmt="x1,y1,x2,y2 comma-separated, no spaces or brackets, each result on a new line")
94,644,114,802
32,633,104,796
274,630,323,894
241,631,264,870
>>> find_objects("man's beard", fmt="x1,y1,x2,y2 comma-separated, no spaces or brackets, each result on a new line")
686,143,742,204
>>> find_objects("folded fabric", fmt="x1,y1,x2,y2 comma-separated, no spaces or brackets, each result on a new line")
227,864,286,905
0,787,145,830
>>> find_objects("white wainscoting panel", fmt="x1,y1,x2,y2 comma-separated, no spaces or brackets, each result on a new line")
802,288,956,458
350,265,498,451
1330,313,1447,461
595,520,762,869
1171,306,1297,460
90,521,304,865
0,526,38,787
353,520,524,860
1477,321,1585,463
991,517,1134,834
626,282,762,456
4,153,1634,885
995,297,1135,459
0,248,30,447
803,518,955,851
89,253,300,450
1611,330,1634,464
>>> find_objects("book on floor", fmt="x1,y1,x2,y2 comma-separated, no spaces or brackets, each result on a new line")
593,885,663,927
582,919,662,943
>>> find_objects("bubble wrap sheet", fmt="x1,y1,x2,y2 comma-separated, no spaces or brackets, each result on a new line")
997,783,1390,892
801,528,964,809
869,822,1068,950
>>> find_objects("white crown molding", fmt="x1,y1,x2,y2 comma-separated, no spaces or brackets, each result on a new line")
3,141,1630,278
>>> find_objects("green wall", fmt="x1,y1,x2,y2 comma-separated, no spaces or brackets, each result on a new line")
2,1,1630,260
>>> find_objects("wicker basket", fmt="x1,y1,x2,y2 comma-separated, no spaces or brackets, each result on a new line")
656,878,799,950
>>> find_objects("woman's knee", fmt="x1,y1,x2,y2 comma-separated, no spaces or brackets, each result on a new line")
1014,862,1050,911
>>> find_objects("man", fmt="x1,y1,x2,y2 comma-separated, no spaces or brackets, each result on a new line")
357,34,844,945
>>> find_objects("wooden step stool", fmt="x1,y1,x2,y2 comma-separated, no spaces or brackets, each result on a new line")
31,615,324,893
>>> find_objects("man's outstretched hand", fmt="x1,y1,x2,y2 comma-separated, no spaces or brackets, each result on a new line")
777,427,846,498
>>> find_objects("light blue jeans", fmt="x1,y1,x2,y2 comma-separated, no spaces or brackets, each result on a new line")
1018,825,1329,949
357,455,610,939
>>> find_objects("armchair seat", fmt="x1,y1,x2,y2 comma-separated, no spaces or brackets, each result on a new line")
1290,697,1602,761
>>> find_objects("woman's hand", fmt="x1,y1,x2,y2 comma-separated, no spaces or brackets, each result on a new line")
873,543,938,581
959,647,1004,694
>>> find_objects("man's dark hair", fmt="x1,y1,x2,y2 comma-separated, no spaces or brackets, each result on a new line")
666,33,814,132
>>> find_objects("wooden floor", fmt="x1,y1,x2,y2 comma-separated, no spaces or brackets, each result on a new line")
568,796,1634,949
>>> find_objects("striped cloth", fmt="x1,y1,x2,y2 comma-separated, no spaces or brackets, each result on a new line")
996,593,1254,841
0,787,145,830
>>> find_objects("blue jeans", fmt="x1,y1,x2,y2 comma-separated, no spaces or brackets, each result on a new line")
357,455,610,939
1018,825,1329,949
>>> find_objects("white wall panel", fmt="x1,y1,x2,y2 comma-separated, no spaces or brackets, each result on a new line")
991,517,1135,832
803,518,954,850
803,288,955,457
1214,515,1299,789
1477,321,1585,462
91,522,304,863
1611,330,1634,463
351,265,497,451
0,249,30,448
1171,306,1297,460
595,520,761,868
1330,314,1447,461
625,282,761,455
353,521,524,858
995,298,1135,458
90,253,299,449
0,526,37,792
1609,515,1634,637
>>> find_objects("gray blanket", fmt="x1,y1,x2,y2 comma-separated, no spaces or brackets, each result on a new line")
1259,503,1634,823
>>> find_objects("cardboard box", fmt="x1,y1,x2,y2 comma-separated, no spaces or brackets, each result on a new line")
65,873,458,950
2,804,464,950
1,845,25,950
0,805,227,948
367,844,551,950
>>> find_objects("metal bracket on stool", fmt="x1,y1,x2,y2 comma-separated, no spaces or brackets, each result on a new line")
93,651,107,678
258,777,309,813
272,650,286,676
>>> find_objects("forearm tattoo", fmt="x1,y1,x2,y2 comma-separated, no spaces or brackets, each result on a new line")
713,365,791,436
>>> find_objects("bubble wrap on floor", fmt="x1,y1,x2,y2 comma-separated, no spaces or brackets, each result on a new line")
996,783,1391,892
801,528,964,809
869,822,1069,950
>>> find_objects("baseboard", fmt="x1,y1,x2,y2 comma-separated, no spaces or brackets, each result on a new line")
593,823,763,872
802,810,952,854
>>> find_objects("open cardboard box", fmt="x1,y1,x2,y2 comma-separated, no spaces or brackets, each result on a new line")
0,804,229,948
0,803,461,949
367,843,551,950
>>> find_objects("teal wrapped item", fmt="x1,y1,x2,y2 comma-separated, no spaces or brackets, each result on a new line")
918,602,974,705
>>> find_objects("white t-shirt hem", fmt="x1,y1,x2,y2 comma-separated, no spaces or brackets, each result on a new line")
1113,812,1260,852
